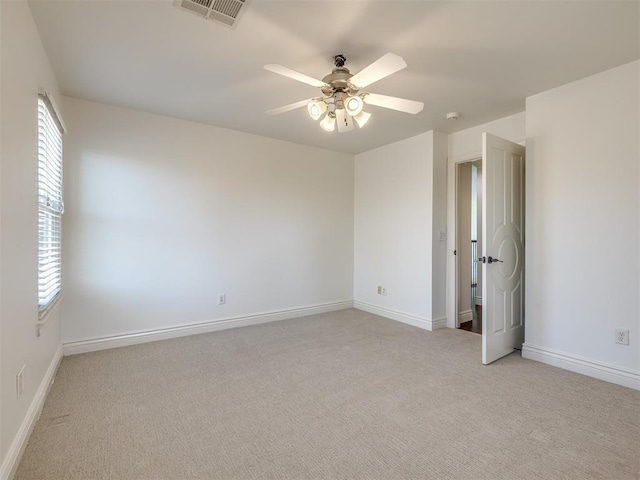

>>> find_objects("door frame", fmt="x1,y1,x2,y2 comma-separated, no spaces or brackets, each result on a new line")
447,150,483,330
452,157,481,329
446,137,525,331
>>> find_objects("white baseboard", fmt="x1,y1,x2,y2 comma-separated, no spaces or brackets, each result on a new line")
522,343,640,391
63,300,353,356
0,346,63,480
459,309,473,324
353,301,447,331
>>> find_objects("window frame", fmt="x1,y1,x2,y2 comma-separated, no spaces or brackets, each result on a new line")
37,91,66,323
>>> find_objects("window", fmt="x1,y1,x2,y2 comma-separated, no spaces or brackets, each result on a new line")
37,93,65,319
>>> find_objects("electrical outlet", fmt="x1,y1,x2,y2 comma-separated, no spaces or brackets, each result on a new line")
615,329,629,345
218,294,226,305
16,365,26,399
377,286,383,295
382,287,387,296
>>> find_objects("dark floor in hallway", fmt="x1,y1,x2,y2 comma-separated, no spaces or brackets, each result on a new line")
459,305,482,334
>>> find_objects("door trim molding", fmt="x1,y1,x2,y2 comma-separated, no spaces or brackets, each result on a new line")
447,153,482,329
446,138,525,330
522,343,639,390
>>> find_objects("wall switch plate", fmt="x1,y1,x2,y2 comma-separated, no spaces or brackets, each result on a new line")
16,365,26,399
218,294,226,305
615,329,629,345
438,230,447,241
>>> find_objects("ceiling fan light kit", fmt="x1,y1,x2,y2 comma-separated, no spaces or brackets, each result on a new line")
345,95,364,116
354,110,371,128
320,111,337,132
265,53,424,134
307,99,327,120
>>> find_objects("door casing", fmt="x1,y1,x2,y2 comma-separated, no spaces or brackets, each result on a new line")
446,135,526,348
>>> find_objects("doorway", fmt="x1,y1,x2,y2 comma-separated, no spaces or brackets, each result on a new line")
456,160,482,334
447,133,525,364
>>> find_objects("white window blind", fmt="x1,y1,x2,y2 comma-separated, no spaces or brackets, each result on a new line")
37,95,64,318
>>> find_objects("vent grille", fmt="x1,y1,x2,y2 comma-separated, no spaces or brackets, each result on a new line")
174,0,247,27
213,0,243,18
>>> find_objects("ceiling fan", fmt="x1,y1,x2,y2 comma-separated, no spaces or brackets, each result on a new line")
264,53,424,133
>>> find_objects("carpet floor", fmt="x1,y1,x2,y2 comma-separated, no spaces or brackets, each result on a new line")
15,308,640,479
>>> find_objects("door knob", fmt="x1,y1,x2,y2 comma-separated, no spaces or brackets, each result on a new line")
488,256,503,264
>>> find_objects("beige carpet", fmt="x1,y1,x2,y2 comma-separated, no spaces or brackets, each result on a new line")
15,308,640,479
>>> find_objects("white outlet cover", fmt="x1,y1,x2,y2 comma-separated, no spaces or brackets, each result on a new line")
615,329,629,345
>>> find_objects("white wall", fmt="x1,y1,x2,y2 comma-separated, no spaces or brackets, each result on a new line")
523,61,639,389
0,1,63,477
430,132,448,321
61,98,354,346
353,131,447,330
446,113,525,328
448,112,526,163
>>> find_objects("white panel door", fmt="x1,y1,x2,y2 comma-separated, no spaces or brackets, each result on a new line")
482,133,525,364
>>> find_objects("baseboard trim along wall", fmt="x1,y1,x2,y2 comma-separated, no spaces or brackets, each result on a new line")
522,343,639,391
458,309,473,324
0,346,63,480
353,301,447,331
63,300,354,356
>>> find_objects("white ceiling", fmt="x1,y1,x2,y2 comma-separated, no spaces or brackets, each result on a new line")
29,0,639,154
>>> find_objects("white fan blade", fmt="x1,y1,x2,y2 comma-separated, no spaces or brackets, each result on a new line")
266,98,313,115
335,109,354,133
350,53,407,88
264,64,326,88
365,93,424,114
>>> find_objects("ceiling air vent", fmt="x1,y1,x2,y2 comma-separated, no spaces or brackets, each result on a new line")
174,0,247,28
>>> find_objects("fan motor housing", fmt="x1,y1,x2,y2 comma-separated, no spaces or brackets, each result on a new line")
322,67,358,96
